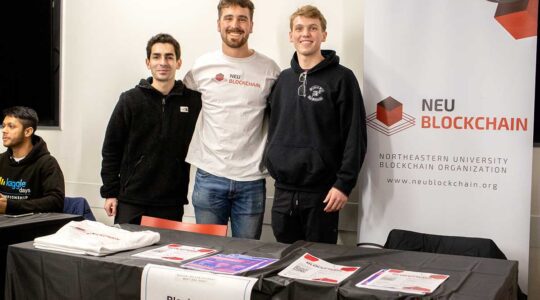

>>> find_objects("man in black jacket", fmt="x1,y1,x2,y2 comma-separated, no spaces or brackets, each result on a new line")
100,33,201,224
0,106,64,214
265,6,367,244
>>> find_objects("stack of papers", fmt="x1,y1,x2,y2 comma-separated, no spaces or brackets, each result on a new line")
356,269,449,295
133,244,217,262
182,253,278,274
278,253,360,284
34,220,160,256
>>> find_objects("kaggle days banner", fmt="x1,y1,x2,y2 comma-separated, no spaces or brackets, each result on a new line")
360,0,537,291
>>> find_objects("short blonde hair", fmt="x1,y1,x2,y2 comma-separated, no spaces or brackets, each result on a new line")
289,5,327,31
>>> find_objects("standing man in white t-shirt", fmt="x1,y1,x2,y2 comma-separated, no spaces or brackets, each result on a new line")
183,0,280,239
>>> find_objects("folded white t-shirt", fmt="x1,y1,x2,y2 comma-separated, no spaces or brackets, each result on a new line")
34,220,160,256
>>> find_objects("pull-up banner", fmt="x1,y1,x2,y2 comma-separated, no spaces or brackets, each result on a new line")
361,0,537,291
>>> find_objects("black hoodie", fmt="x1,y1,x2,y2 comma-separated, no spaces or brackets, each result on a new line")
0,135,65,214
100,78,201,206
265,50,367,195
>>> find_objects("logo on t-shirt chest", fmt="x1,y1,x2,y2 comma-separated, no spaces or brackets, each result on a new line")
214,73,261,89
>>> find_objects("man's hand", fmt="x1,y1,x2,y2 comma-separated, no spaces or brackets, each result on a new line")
104,198,118,216
323,187,348,212
0,193,7,214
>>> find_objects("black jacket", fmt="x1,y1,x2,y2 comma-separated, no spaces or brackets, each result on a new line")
100,78,201,206
0,135,64,213
265,50,367,195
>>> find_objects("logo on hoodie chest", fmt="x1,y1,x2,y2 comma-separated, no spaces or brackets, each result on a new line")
0,176,30,194
307,85,325,102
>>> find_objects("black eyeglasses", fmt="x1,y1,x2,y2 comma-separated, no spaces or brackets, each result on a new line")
298,72,307,97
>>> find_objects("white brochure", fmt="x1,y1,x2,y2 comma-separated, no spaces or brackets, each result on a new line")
141,264,258,300
278,253,360,284
132,244,217,262
356,269,449,295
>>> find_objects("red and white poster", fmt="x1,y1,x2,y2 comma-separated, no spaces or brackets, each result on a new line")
278,253,360,284
361,0,537,291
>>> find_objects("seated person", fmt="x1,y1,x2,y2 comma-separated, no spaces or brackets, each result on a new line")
0,106,64,214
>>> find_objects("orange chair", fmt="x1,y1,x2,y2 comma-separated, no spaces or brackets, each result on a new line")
140,216,228,237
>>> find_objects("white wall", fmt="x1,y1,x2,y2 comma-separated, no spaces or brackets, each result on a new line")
529,148,540,298
1,0,538,297
27,0,362,228
0,0,362,239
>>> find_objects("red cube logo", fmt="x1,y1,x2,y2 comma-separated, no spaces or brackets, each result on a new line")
494,0,538,39
377,97,403,126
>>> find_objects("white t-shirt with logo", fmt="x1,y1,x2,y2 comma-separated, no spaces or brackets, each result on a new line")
184,50,280,181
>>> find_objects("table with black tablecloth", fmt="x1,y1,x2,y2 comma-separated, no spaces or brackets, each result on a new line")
0,213,83,299
5,224,518,300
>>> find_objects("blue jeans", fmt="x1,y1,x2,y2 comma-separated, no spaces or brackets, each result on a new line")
192,168,265,239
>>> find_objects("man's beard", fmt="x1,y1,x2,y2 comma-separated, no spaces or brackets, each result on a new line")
221,29,249,48
3,132,25,148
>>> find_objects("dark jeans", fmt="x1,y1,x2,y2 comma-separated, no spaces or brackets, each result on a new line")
115,202,184,224
271,187,339,244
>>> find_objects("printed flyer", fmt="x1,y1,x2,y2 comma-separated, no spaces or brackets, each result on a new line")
278,253,360,284
182,253,278,274
133,244,217,262
356,269,449,295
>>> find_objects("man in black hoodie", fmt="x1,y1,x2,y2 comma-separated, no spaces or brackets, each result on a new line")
100,33,201,224
0,106,64,214
265,6,367,244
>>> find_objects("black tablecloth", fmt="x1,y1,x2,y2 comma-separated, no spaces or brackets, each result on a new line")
5,224,518,300
0,213,83,299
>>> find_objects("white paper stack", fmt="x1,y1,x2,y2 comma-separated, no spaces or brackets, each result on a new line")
34,220,160,256
278,253,360,284
356,269,449,295
132,244,217,262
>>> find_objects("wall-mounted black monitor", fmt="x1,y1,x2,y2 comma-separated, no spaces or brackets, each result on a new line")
0,0,61,127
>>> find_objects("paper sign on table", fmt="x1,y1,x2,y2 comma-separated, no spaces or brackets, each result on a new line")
278,253,360,284
141,264,257,300
132,244,217,262
356,269,449,295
